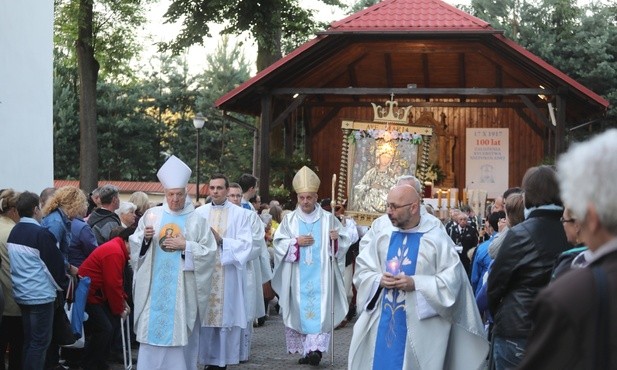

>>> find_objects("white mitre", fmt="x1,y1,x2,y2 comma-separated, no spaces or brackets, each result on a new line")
157,155,192,189
293,166,320,193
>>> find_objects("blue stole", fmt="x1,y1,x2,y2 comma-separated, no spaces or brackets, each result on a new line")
372,231,423,370
147,211,186,345
298,218,323,334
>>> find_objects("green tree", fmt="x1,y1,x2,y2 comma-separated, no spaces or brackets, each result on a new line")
470,0,617,138
161,0,343,71
348,0,380,14
53,49,81,179
193,37,255,181
53,52,166,182
54,0,147,192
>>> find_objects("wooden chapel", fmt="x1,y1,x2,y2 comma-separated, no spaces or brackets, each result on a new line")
214,0,609,204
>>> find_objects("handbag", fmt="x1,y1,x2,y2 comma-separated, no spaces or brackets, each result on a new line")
53,295,76,346
62,276,91,349
62,302,85,348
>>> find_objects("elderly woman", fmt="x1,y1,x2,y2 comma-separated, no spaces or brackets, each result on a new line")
550,207,589,280
487,166,570,370
115,201,137,228
128,191,150,227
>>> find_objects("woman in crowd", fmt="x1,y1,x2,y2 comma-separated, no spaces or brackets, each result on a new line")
128,191,150,227
41,186,87,369
41,186,89,262
551,207,589,280
487,166,570,370
78,227,133,370
0,189,23,370
115,201,137,228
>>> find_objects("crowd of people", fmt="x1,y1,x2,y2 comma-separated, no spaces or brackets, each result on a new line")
2,129,617,370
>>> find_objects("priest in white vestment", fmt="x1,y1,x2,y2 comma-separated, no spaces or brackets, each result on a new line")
348,185,489,370
272,166,350,366
195,174,255,369
129,155,218,370
226,183,272,361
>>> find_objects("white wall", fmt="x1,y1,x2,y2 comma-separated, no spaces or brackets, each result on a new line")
0,1,54,193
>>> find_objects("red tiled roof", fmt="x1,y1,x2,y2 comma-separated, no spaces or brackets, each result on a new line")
54,180,209,197
215,0,608,110
214,36,324,108
328,0,492,32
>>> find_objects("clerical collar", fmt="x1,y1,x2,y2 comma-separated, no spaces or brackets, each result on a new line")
298,205,319,224
212,200,227,208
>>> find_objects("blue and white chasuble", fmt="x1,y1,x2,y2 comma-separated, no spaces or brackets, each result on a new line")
147,212,186,345
298,218,323,334
373,231,422,370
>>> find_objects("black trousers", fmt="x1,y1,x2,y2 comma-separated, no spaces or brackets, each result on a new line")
82,302,119,370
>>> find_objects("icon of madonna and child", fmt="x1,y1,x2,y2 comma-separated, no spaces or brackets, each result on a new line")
351,137,419,214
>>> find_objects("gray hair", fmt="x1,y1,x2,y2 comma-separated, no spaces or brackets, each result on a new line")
396,175,422,194
98,184,119,205
260,213,273,225
557,128,617,234
115,201,137,216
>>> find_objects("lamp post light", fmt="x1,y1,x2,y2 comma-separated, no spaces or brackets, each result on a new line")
193,112,206,203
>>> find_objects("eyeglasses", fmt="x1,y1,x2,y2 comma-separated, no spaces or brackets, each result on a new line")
227,194,242,198
386,202,413,211
560,217,576,223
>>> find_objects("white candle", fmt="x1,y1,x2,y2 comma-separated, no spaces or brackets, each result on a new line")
145,212,156,227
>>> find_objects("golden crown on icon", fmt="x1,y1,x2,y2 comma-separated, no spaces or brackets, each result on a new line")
371,96,412,124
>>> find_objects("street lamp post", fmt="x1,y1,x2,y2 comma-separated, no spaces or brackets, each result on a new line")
193,112,206,203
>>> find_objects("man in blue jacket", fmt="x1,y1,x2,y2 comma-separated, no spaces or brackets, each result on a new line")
7,191,68,370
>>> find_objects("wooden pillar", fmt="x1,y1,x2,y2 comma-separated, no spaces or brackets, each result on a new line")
555,94,566,155
259,94,273,201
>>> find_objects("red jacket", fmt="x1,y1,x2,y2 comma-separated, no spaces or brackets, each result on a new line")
78,237,129,315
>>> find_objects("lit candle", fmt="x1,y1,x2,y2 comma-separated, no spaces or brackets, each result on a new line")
463,188,468,205
387,257,400,275
437,189,442,208
446,190,451,208
145,212,157,227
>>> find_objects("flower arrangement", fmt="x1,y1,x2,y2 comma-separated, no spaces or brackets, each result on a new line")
425,163,445,184
348,129,423,145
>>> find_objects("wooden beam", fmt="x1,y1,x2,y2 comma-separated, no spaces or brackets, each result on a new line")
271,95,306,128
458,53,466,102
514,107,544,137
272,87,553,96
259,95,272,202
495,64,503,102
347,61,360,101
422,53,430,87
422,53,430,101
555,95,566,154
518,95,552,130
222,111,257,132
312,107,342,136
304,101,546,109
385,53,393,87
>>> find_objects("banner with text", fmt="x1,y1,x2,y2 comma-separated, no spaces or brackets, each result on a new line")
465,128,509,199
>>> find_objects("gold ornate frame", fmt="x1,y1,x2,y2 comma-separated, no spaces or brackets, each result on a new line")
338,119,433,226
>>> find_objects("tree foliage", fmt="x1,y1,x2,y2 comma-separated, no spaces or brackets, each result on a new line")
161,0,343,71
54,0,148,191
469,0,617,135
193,37,255,182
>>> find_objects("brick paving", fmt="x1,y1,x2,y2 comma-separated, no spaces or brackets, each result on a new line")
110,311,355,370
